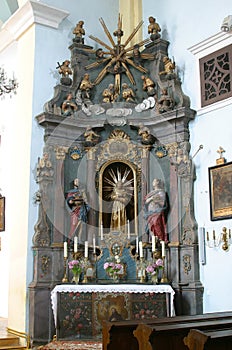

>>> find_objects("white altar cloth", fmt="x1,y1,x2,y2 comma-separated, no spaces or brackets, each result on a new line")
51,284,175,326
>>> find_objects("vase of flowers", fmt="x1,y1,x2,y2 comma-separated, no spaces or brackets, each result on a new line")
146,258,163,284
104,261,123,282
68,259,84,284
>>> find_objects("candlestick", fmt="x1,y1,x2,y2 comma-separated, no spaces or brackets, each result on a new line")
152,236,156,252
64,242,68,258
161,256,169,283
161,241,165,257
136,237,139,254
62,257,68,283
93,237,96,254
74,236,78,253
127,220,130,239
139,241,143,258
84,241,88,258
100,224,103,240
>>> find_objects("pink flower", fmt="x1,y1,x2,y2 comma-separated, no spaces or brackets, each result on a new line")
104,262,110,269
146,265,155,273
156,258,163,267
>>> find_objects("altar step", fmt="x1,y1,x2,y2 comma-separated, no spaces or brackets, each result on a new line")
0,318,27,350
0,335,27,349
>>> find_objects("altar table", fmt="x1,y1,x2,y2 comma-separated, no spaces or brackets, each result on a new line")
51,284,175,339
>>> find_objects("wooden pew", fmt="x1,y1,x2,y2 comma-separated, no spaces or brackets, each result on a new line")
102,311,232,350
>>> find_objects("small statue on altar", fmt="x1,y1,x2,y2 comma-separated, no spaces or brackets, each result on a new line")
84,126,100,147
132,44,142,65
102,83,115,103
159,56,176,76
57,60,72,86
66,178,90,240
61,93,78,116
57,60,72,77
148,16,161,40
73,20,85,44
122,83,135,102
138,123,155,146
79,73,94,102
37,152,54,180
144,178,168,242
110,180,129,232
157,88,174,113
141,75,156,96
105,168,133,233
96,48,105,59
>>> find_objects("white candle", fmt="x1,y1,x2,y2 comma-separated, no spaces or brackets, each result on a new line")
161,241,165,257
127,220,130,239
74,236,78,253
100,224,103,240
152,236,156,252
136,237,139,254
93,237,96,254
84,241,88,258
64,242,68,258
139,241,143,258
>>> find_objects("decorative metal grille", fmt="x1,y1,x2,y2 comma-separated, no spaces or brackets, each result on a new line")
200,45,232,107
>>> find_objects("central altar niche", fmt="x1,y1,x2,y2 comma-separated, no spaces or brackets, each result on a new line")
100,161,136,234
98,130,139,239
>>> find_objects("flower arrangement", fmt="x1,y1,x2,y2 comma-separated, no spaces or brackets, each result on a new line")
104,261,123,280
68,259,84,276
146,258,163,282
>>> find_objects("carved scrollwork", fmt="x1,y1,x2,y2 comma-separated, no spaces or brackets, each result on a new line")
54,146,69,160
33,191,50,247
41,255,50,275
183,254,191,275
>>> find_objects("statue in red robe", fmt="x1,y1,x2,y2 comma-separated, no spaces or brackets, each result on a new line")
66,178,89,239
144,178,168,242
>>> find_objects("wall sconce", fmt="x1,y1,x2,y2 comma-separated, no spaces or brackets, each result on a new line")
221,15,232,33
206,227,231,251
0,67,18,97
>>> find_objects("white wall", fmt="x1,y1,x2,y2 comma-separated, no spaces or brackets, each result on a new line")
0,41,18,317
143,0,232,313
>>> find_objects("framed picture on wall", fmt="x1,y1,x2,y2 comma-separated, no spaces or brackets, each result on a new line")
208,162,232,220
0,196,5,231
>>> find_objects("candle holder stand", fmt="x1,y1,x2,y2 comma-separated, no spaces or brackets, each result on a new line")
161,256,168,283
62,257,68,283
72,251,83,260
152,248,162,260
93,253,98,282
82,257,89,283
137,257,146,283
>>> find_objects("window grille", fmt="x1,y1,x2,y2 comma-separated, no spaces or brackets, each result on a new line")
199,45,232,107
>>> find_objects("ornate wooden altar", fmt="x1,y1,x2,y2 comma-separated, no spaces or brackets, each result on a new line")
51,284,175,339
29,13,203,345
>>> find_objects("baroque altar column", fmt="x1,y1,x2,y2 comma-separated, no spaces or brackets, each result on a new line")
52,146,68,285
141,147,150,239
86,148,98,243
53,146,68,244
168,144,181,290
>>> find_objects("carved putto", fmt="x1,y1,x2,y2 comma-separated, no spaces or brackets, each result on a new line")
148,16,161,40
73,20,85,43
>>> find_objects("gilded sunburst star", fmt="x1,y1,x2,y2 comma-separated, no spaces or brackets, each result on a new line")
85,14,154,93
